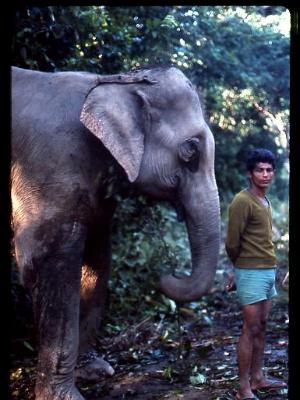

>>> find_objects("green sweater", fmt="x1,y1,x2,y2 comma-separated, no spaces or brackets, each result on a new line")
225,189,277,268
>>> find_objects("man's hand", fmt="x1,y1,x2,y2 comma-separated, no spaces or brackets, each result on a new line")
226,271,236,292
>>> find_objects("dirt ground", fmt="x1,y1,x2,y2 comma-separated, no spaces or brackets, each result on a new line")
10,283,289,400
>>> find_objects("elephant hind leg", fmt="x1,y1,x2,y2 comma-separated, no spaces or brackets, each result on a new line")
78,222,114,378
79,263,109,349
79,224,111,350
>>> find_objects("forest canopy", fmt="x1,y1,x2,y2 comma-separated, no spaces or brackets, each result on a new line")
12,5,290,202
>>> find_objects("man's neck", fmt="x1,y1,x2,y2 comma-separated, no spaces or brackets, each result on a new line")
249,185,267,198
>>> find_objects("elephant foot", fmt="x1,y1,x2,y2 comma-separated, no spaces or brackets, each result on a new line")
54,387,84,400
35,382,84,400
75,353,115,381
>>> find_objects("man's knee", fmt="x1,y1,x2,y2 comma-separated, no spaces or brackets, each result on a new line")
244,322,263,338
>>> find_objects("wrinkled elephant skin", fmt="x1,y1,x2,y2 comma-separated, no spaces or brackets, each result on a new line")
11,66,220,399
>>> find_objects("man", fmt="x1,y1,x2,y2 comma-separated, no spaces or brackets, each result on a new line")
225,148,287,400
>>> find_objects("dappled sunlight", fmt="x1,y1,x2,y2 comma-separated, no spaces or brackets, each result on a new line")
80,265,99,301
11,164,43,226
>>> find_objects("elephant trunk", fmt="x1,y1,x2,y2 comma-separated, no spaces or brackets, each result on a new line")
159,188,220,303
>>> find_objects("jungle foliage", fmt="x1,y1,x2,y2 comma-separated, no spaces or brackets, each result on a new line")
11,6,290,328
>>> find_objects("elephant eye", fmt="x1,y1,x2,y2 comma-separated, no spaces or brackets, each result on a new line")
178,138,201,172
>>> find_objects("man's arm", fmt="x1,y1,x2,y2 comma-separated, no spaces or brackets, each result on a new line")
225,196,251,265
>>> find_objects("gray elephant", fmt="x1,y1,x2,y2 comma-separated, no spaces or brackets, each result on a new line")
11,65,220,400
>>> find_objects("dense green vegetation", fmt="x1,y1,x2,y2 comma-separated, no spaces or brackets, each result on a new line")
12,6,289,328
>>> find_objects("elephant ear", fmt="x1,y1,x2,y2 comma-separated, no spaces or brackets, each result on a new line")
80,84,147,182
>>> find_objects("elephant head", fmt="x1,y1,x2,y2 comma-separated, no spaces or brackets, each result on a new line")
80,66,220,303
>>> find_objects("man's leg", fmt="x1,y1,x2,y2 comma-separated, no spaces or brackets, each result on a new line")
250,300,287,391
237,302,263,398
250,300,271,386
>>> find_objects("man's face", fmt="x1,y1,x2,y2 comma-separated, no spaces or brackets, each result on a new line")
248,162,275,190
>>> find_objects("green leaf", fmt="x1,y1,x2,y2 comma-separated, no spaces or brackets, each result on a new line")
23,340,34,352
190,372,206,385
162,14,178,28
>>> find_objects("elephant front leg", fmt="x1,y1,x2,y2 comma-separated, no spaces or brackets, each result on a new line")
77,223,114,380
27,222,87,400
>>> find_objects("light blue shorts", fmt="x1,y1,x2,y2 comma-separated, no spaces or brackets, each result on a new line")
234,267,277,306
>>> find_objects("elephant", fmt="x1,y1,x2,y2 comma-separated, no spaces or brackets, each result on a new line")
11,65,220,400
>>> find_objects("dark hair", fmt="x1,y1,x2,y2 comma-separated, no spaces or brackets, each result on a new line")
246,148,276,172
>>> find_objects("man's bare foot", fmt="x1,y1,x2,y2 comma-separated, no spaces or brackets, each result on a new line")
235,390,259,400
251,377,287,391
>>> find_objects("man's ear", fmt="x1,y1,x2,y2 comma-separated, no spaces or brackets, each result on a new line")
246,170,252,184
